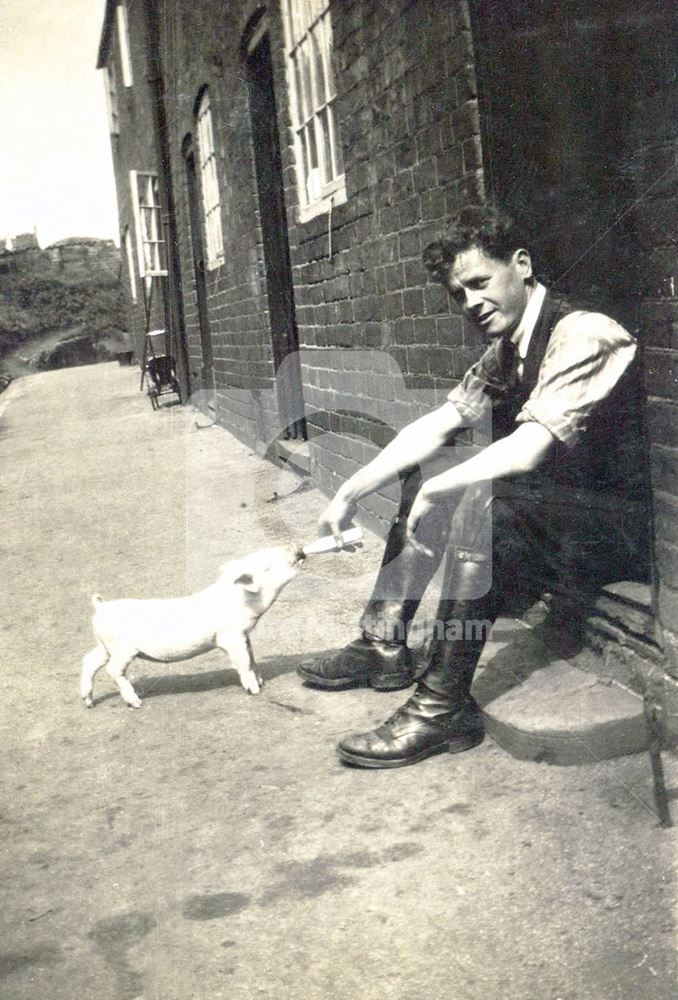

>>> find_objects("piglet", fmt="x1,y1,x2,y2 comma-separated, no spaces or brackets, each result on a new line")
80,544,305,709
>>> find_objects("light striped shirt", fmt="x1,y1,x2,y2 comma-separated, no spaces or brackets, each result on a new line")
447,287,637,447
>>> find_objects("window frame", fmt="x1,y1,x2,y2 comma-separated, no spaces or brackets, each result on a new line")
123,226,138,302
281,0,346,223
116,2,133,87
195,89,225,271
129,170,168,279
103,62,120,136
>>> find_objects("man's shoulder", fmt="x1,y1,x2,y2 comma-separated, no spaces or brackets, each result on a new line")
542,292,635,350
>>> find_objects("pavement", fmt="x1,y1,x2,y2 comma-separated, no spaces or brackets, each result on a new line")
1,362,677,1000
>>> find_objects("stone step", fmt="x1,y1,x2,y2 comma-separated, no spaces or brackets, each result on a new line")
473,620,648,766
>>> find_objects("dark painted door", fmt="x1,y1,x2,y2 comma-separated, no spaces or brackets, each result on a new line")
470,0,642,320
246,31,306,440
469,0,653,581
184,139,214,393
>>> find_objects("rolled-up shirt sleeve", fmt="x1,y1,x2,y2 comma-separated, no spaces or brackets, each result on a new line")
447,338,512,424
515,311,637,446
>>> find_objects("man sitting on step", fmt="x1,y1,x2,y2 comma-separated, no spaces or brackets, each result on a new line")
298,203,649,769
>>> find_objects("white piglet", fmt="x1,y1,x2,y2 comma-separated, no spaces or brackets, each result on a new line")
80,544,305,709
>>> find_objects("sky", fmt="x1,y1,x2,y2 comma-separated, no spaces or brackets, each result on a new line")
0,0,119,247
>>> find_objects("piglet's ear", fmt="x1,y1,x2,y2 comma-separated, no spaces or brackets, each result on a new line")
234,572,260,594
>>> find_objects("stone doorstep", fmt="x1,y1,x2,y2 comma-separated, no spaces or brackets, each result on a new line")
473,620,648,766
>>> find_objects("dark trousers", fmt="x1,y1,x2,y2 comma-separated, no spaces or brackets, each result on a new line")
360,468,649,664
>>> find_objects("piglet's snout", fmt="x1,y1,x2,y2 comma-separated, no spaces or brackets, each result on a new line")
267,544,306,572
233,545,304,601
269,545,306,585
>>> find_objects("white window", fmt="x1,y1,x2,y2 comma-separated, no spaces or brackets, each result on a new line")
103,63,119,135
281,0,346,222
116,2,133,87
123,226,137,301
129,171,167,277
196,90,224,270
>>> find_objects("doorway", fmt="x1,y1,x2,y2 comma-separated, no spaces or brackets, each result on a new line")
183,134,215,394
469,0,654,599
245,19,307,441
470,0,641,319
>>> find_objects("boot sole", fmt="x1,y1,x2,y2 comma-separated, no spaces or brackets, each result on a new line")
297,665,413,692
337,730,484,769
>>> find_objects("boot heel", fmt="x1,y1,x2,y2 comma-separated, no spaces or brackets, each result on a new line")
447,729,484,754
371,671,414,691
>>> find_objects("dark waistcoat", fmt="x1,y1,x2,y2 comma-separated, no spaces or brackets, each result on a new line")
492,292,648,505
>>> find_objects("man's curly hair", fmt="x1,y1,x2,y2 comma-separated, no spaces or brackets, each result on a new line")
423,204,529,284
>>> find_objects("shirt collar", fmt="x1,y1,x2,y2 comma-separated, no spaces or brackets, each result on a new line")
510,282,546,359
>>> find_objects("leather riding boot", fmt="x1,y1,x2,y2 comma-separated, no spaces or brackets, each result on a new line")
336,625,488,767
336,567,496,767
298,467,452,692
417,602,491,701
336,684,484,768
297,632,415,691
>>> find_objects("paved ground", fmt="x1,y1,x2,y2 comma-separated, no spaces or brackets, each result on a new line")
0,363,676,1000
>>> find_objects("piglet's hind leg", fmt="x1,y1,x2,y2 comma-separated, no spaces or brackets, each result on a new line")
81,643,109,707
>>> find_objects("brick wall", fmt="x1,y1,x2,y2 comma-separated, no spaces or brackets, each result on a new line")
288,0,483,530
156,0,481,511
101,2,165,357
628,4,678,669
158,0,283,446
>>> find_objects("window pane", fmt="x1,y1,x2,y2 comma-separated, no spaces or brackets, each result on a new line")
196,91,223,266
310,25,327,104
318,108,333,184
140,206,149,243
283,0,344,209
307,118,319,170
300,45,313,118
284,3,295,46
293,54,306,123
290,2,301,43
328,103,344,177
124,229,135,298
309,0,324,26
321,13,337,99
301,128,313,179
131,171,167,276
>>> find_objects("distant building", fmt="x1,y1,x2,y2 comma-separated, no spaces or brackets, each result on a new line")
97,1,678,691
0,234,120,283
10,232,39,252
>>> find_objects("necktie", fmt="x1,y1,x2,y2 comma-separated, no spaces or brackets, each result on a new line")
501,336,521,382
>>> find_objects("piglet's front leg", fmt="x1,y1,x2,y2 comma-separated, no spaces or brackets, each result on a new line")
217,631,262,694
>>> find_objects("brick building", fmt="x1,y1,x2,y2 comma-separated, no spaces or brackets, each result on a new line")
1,235,119,280
97,0,188,380
97,2,678,701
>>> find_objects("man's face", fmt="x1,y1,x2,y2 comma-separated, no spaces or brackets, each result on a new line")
444,245,533,339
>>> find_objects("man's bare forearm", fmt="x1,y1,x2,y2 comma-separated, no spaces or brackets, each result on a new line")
403,422,558,541
423,422,555,500
338,402,465,503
